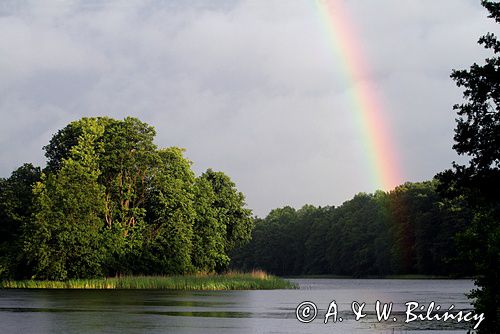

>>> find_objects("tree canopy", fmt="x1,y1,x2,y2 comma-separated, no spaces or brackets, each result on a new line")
231,181,472,278
0,117,253,279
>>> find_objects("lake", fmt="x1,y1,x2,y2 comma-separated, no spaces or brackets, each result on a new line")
0,279,477,333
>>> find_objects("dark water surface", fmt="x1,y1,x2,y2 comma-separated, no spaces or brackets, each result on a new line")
0,279,476,333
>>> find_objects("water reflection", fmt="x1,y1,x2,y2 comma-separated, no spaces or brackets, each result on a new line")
0,279,475,333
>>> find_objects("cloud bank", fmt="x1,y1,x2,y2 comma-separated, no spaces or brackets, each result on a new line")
0,0,497,216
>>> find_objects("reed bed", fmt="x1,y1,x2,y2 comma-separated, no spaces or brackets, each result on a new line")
0,271,296,290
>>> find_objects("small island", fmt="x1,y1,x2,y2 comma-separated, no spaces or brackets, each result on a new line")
0,117,267,286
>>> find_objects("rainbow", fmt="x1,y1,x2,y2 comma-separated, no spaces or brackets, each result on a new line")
314,0,402,191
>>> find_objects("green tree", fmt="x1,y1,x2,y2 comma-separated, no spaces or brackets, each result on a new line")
438,1,500,331
200,169,253,257
97,117,156,274
24,119,107,280
2,116,253,279
191,176,229,272
302,207,333,275
99,117,156,234
259,206,298,275
324,193,388,276
43,117,156,236
143,147,196,274
41,117,156,275
0,164,41,278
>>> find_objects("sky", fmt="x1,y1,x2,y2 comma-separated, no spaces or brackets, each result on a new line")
0,0,498,217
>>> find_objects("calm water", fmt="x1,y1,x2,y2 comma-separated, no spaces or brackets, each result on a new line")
0,279,477,333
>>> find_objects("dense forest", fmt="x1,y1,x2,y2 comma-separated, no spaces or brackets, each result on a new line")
231,181,472,277
0,117,253,280
1,117,473,281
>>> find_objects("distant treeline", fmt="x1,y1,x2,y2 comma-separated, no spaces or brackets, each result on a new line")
231,181,473,277
0,117,253,280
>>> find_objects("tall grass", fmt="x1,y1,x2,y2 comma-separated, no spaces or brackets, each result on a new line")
0,271,296,290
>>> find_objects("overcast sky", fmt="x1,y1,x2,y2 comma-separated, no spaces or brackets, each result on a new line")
0,0,498,216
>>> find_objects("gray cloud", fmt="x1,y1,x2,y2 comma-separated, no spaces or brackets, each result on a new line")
0,0,497,216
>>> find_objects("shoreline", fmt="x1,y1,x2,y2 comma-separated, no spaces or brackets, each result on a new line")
0,272,297,290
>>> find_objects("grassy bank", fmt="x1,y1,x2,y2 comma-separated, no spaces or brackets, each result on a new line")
0,271,296,290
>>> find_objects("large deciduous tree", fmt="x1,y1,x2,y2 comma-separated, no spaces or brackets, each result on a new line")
1,116,254,279
24,119,107,280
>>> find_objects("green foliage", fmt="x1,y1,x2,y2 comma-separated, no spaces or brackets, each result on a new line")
24,119,107,280
200,169,253,254
43,123,84,173
98,117,156,233
143,148,196,274
388,181,470,276
231,181,471,278
325,193,389,276
191,176,229,272
437,1,500,331
1,117,253,280
0,164,41,278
